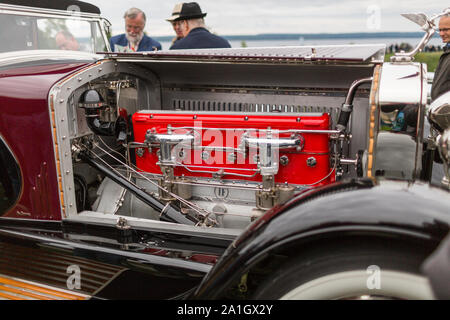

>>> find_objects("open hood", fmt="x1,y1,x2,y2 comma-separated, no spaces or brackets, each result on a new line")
104,44,386,64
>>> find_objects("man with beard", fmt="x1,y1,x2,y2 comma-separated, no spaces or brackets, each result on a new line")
431,15,450,101
110,8,161,52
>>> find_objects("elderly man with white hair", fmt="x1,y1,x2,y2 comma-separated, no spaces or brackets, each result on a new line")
110,7,161,52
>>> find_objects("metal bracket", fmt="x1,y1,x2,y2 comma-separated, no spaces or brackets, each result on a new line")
116,217,131,230
116,217,132,244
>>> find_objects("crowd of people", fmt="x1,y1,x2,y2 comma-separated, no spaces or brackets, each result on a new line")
386,43,445,54
109,2,231,52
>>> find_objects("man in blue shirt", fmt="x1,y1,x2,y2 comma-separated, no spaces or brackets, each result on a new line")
110,8,161,52
168,2,231,50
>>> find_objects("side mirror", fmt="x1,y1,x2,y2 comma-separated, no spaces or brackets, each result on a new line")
428,92,450,133
104,20,112,37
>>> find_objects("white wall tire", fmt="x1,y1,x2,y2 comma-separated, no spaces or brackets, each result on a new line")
252,238,436,300
280,270,435,300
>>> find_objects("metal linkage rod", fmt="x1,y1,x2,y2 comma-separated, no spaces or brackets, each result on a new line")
78,150,198,226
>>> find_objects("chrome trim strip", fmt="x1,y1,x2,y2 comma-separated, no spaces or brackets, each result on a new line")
0,228,214,274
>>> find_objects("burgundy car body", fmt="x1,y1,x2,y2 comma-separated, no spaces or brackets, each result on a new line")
1,61,91,220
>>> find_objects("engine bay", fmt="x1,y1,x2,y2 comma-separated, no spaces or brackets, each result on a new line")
48,47,387,231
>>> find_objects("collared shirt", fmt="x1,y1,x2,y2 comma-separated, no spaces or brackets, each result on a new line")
110,34,162,52
128,41,140,52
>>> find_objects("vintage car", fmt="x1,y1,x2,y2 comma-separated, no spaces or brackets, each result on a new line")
0,0,450,300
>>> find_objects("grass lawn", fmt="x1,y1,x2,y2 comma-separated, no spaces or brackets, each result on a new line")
385,51,442,72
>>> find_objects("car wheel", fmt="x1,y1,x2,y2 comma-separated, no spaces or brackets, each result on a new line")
252,239,435,300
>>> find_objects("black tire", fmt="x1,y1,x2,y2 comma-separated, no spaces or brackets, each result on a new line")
252,239,435,300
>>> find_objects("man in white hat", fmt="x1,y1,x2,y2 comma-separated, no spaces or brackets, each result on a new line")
167,3,185,46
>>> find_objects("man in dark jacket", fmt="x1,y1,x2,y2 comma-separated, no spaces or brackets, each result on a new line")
431,15,450,101
168,2,231,50
110,8,161,52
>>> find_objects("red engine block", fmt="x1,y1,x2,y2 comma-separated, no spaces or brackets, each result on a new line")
132,111,333,186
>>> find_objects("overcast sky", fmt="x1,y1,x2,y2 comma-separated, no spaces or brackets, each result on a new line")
87,0,448,36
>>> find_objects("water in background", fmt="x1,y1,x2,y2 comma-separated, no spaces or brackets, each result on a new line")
159,37,444,51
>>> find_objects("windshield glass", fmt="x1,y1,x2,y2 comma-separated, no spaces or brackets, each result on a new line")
0,13,107,53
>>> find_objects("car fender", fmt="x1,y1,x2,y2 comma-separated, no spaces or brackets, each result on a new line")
192,178,450,299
